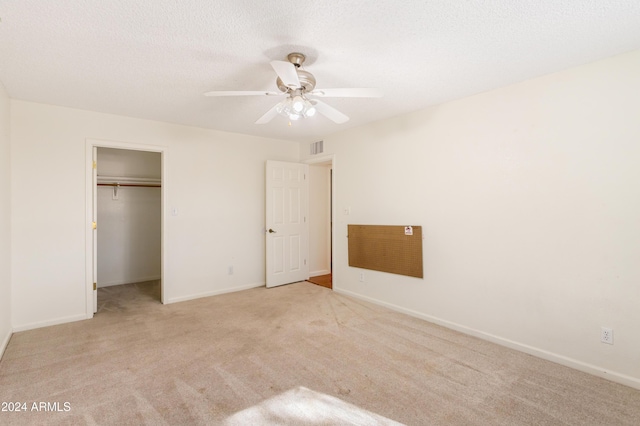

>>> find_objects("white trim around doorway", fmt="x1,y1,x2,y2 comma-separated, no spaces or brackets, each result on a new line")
84,138,168,318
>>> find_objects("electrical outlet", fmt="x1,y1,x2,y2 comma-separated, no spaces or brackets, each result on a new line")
359,272,365,282
228,266,234,275
601,327,613,345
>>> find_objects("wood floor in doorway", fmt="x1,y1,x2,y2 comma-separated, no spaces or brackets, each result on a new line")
307,273,332,289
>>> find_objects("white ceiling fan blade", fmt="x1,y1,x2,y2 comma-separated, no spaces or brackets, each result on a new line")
308,88,383,98
270,60,300,89
204,90,280,97
255,102,283,124
312,100,349,124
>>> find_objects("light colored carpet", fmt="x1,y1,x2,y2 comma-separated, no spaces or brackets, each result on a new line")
1,281,639,425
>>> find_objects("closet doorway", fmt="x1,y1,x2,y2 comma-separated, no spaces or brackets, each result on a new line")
96,147,161,311
85,140,166,317
307,156,333,289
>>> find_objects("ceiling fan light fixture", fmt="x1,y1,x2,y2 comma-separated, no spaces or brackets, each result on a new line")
303,100,316,117
275,99,287,114
277,94,316,121
292,95,305,112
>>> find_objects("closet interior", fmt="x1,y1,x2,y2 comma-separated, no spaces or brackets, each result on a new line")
96,147,161,307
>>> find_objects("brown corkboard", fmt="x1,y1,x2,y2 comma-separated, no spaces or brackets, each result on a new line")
348,225,423,278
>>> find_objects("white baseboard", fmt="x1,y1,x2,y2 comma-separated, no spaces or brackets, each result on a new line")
165,282,265,304
12,313,88,333
13,282,263,331
334,288,640,391
98,275,161,288
0,328,11,360
310,269,331,277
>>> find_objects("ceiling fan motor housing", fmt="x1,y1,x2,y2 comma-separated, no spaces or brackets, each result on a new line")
276,52,316,93
276,70,316,93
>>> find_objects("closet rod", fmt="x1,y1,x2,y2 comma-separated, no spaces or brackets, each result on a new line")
97,183,161,188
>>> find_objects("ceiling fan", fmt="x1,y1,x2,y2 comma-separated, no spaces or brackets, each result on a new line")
204,52,382,125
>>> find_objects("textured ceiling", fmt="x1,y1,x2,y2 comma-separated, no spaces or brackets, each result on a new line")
1,1,640,142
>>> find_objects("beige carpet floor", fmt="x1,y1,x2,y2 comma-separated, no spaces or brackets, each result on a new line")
1,281,639,425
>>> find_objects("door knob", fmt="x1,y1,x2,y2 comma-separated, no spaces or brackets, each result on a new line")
268,228,276,233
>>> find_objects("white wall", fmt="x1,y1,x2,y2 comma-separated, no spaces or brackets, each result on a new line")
98,147,161,180
0,81,11,358
301,50,640,388
97,148,161,287
308,164,331,276
11,101,299,330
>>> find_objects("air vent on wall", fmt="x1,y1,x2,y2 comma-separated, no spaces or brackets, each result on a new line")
310,140,324,155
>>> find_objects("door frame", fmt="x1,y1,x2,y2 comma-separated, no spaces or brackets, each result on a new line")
305,154,335,285
84,138,167,318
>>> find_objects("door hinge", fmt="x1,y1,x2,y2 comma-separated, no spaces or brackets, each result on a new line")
92,161,97,169
92,221,97,230
93,282,97,290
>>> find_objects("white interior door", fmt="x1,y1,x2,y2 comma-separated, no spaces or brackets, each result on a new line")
92,146,98,313
265,160,309,288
